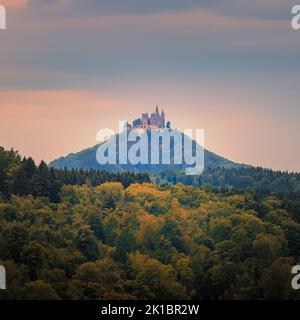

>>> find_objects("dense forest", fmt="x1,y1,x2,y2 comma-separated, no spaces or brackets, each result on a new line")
0,147,150,202
154,167,300,194
0,147,299,300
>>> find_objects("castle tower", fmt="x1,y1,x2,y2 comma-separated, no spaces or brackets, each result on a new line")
161,109,165,128
142,112,149,128
155,105,160,127
155,105,159,115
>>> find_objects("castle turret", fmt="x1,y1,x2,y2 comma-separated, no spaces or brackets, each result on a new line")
142,112,149,128
161,109,165,128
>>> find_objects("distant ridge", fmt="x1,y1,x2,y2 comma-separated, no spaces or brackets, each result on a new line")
49,132,243,173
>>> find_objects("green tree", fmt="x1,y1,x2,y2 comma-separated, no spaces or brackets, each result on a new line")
127,252,187,300
75,227,100,261
114,228,137,262
21,241,47,280
24,280,59,300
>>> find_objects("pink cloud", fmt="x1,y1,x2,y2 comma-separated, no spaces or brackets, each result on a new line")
1,0,27,8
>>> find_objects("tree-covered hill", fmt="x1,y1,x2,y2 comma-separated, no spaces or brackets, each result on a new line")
49,130,241,172
0,146,300,300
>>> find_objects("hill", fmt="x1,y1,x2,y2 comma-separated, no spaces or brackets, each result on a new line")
49,129,242,172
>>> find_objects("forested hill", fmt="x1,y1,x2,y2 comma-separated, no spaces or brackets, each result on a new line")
0,146,300,300
49,131,241,172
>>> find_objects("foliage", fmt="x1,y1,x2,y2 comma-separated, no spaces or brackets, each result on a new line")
0,146,150,202
0,147,299,300
0,181,299,300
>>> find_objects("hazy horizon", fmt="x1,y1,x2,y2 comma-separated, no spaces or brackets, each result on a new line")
1,0,299,172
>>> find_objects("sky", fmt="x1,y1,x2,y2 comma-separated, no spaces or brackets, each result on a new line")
0,0,299,171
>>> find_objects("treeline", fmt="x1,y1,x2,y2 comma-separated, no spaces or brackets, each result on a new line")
155,167,300,193
0,147,150,202
155,168,300,223
0,182,299,300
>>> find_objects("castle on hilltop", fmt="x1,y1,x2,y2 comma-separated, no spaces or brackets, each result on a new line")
130,106,171,130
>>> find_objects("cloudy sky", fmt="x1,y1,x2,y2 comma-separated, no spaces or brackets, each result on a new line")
0,0,299,171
